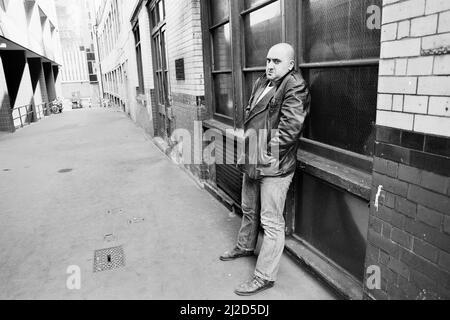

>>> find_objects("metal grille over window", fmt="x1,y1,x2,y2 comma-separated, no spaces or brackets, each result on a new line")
300,0,382,158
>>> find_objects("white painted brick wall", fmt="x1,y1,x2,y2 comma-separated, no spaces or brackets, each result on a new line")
393,95,404,111
382,23,398,42
382,0,425,24
422,33,450,50
381,39,421,58
414,115,450,136
378,94,393,110
404,95,429,114
380,59,396,75
434,54,450,74
377,111,414,130
429,97,450,116
407,56,434,75
418,76,450,95
165,0,204,97
398,20,411,39
438,11,450,33
396,58,408,75
378,0,450,137
410,14,438,37
425,0,450,14
379,77,418,94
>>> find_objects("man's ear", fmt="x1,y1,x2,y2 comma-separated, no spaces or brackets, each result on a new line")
289,60,295,71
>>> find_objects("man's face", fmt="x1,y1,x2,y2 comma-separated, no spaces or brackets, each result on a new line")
266,47,293,82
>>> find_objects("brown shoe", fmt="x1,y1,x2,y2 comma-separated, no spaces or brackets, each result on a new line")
234,276,275,296
219,247,254,261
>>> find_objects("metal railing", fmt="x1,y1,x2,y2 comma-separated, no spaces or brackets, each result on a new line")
12,104,34,129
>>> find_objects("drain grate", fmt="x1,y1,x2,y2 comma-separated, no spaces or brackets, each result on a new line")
93,246,125,273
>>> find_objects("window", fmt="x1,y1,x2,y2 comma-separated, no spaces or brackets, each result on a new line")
242,0,282,113
203,0,381,159
300,0,381,157
133,23,145,95
148,0,169,108
205,0,284,126
209,0,232,121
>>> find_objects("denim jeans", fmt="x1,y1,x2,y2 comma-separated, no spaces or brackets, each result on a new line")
236,172,294,282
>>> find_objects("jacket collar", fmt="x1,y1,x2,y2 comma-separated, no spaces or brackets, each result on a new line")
244,70,294,125
261,69,294,89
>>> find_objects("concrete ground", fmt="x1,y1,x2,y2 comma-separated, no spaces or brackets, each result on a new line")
0,107,337,300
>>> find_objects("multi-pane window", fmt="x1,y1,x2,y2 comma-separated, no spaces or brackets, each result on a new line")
204,0,381,160
149,0,169,108
242,0,282,110
209,0,233,121
300,0,381,157
133,23,145,95
206,0,284,126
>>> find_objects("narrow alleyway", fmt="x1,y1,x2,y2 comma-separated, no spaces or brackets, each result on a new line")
0,108,336,300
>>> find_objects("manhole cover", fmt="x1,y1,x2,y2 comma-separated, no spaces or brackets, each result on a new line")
93,246,125,273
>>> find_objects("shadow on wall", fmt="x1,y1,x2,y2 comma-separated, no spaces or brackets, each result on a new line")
0,93,14,132
1,51,27,108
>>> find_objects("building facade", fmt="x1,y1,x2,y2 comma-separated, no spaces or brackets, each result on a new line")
96,0,450,300
0,0,63,132
55,0,100,103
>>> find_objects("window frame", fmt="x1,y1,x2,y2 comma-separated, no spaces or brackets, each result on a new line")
133,22,145,95
201,0,378,170
201,0,296,128
147,0,170,109
297,0,380,169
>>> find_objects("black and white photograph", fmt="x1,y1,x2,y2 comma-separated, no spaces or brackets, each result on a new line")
0,0,449,307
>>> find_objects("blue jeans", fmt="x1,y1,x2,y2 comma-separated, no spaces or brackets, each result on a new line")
236,172,294,282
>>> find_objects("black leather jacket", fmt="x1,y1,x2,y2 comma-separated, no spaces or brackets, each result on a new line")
237,70,310,179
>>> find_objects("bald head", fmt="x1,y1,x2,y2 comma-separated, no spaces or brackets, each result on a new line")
266,43,296,82
269,43,295,61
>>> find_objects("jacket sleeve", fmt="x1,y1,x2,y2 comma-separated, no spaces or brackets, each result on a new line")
269,77,310,156
245,77,261,115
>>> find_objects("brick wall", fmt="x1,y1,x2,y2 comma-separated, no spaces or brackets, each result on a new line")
166,0,204,97
364,0,450,300
153,0,206,179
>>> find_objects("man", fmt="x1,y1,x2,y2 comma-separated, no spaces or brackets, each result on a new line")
220,43,310,296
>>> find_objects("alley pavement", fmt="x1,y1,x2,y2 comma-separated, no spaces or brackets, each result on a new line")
0,107,337,300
